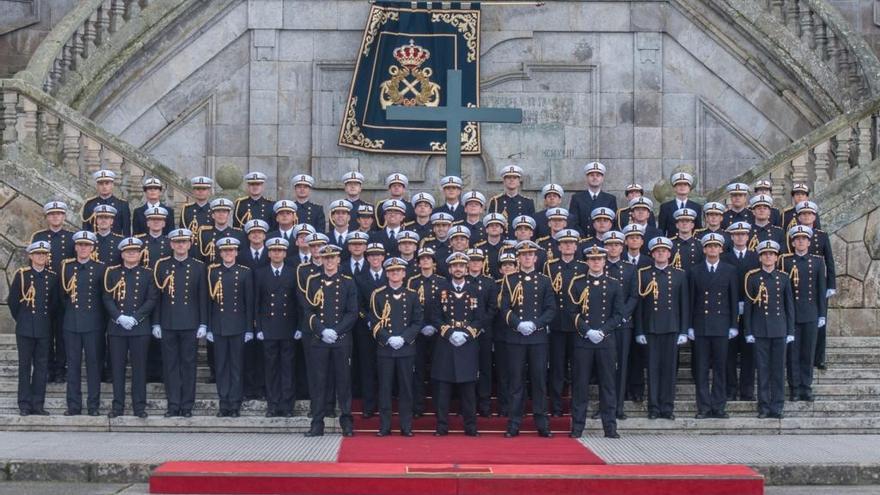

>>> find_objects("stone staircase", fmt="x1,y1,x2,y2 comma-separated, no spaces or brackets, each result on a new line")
0,334,878,434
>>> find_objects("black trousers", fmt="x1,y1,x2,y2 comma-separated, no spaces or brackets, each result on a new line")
161,329,198,413
434,380,477,434
48,319,66,379
506,343,548,432
263,339,296,414
815,321,827,365
215,333,244,412
64,330,102,413
378,354,415,433
293,338,310,399
476,333,494,414
694,336,728,414
789,322,818,396
726,322,755,399
755,337,786,415
146,336,163,382
646,333,677,416
413,333,436,415
549,330,576,414
571,344,617,434
206,339,215,379
110,334,150,415
614,328,632,413
353,326,377,414
16,335,49,412
309,343,353,432
627,333,647,399
493,340,510,416
244,338,265,398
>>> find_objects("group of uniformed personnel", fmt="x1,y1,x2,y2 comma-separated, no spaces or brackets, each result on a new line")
7,163,834,438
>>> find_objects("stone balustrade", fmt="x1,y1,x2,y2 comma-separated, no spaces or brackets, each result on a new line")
0,78,191,210
16,0,153,95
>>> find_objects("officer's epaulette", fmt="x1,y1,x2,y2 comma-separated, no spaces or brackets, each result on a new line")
79,196,98,220
403,220,414,227
637,265,651,272
423,235,436,242
231,226,243,231
744,268,761,280
371,285,386,297
111,232,124,238
19,266,31,274
190,258,204,264
155,255,171,265
234,196,248,203
236,264,251,270
135,233,147,238
570,273,585,282
474,240,487,247
545,258,559,264
61,257,76,265
341,274,353,280
405,287,418,295
208,263,221,269
199,225,213,232
536,235,550,243
29,229,46,242
107,264,121,271
815,228,825,234
780,253,793,259
490,193,503,200
783,206,794,212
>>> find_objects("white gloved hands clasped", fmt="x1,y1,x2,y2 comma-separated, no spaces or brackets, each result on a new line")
321,328,338,344
450,331,468,347
586,329,604,344
786,335,796,344
677,334,688,346
151,325,162,339
387,335,405,350
745,335,756,344
420,325,437,337
635,335,647,345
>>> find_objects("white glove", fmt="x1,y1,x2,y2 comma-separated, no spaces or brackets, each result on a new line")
818,317,826,328
677,334,688,346
387,336,405,349
244,332,254,343
151,325,162,339
321,328,338,344
728,328,739,340
294,330,303,340
525,321,537,332
116,315,134,330
450,331,467,347
586,329,602,344
687,328,695,341
196,326,207,339
635,335,647,345
738,302,744,316
420,325,437,336
516,322,530,335
745,335,756,344
206,331,214,343
826,289,836,299
786,335,795,344
256,331,265,341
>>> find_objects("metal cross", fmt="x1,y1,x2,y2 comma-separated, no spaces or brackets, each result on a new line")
386,69,522,177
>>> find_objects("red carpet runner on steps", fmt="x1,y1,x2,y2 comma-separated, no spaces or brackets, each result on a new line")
337,435,606,465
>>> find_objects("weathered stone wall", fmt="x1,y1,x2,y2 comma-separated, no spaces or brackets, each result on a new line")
0,0,78,78
83,0,820,207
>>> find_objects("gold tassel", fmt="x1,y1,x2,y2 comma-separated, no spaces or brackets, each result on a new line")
62,269,78,304
672,251,682,270
417,285,425,305
790,264,799,287
141,248,150,268
552,271,563,293
20,271,36,309
105,270,126,302
748,234,759,252
639,275,659,301
510,281,524,308
90,250,99,262
574,285,590,315
209,275,223,305
372,298,391,338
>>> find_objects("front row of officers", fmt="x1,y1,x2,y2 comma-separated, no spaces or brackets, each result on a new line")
9,213,827,439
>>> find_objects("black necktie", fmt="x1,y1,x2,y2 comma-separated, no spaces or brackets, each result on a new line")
275,268,280,277
337,235,343,246
355,261,361,273
254,250,260,259
738,252,743,260
374,272,379,282
284,232,289,241
302,255,308,264
710,265,715,273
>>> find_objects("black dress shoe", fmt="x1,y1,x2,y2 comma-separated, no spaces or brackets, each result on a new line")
216,410,227,418
632,395,644,403
107,411,121,419
479,410,491,418
757,412,769,419
647,412,658,420
551,412,563,418
433,431,448,437
617,412,628,420
713,411,730,419
504,430,519,438
54,375,66,384
661,413,675,421
137,412,148,419
569,431,583,438
376,430,391,437
19,410,29,417
182,411,192,418
816,362,827,370
801,393,814,402
726,393,736,402
401,430,414,437
413,412,423,419
772,412,785,419
229,410,240,418
284,412,294,418
164,411,178,418
64,410,80,416
304,429,324,437
538,430,553,438
464,431,480,437
88,410,100,417
741,395,755,401
32,409,49,416
265,411,276,418
342,429,354,437
604,428,620,439
361,412,374,419
694,413,707,419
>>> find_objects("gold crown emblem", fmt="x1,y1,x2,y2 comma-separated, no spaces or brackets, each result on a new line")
394,39,430,69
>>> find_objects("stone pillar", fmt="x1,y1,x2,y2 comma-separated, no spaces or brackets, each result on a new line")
634,32,663,192
247,0,283,195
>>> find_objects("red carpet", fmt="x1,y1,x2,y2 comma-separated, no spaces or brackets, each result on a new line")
150,461,763,495
337,434,606,465
352,413,573,433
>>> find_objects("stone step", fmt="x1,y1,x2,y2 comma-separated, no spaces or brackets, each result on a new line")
2,397,878,418
0,413,876,435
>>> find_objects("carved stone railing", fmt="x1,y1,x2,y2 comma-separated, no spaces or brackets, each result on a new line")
0,78,191,209
709,0,880,114
707,92,880,205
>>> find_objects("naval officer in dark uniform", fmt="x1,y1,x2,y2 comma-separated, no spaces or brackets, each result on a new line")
634,237,689,420
233,171,276,231
179,176,214,233
567,245,624,439
103,237,158,418
499,240,556,438
8,240,60,416
152,228,208,418
568,162,617,238
302,244,359,437
81,169,131,236
370,257,424,437
60,231,107,416
743,240,795,419
432,252,483,436
488,165,535,237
